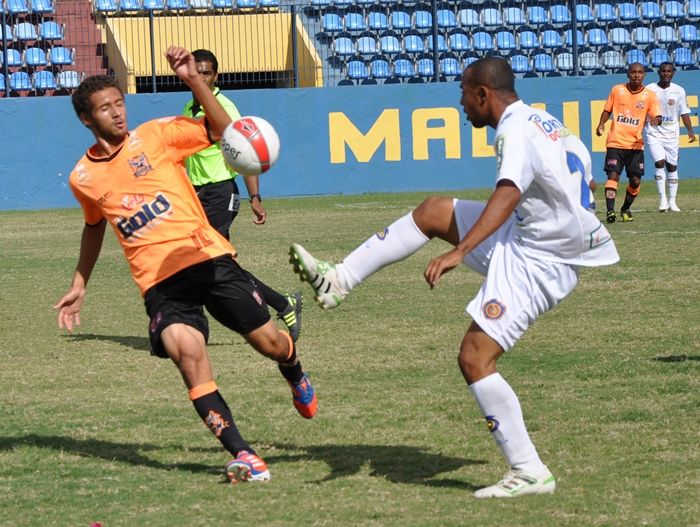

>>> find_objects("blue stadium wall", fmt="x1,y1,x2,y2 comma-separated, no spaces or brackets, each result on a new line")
1,71,699,211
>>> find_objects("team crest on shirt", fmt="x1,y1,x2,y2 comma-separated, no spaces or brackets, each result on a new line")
485,415,500,432
636,101,645,109
482,299,505,320
127,153,153,178
205,410,230,437
668,98,675,106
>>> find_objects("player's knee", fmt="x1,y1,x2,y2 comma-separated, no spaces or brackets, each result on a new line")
628,177,641,189
654,160,665,169
458,343,486,384
666,163,677,174
412,196,452,236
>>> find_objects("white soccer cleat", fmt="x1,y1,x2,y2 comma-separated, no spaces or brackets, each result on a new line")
289,244,347,310
474,466,556,499
659,197,669,212
669,201,681,212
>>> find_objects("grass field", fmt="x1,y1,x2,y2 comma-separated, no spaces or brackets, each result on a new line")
0,180,698,527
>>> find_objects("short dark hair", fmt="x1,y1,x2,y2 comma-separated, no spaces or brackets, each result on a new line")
71,75,122,118
192,49,218,73
465,57,515,94
658,61,675,71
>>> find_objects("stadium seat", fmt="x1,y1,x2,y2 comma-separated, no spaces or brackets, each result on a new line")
24,47,47,67
31,0,54,14
481,7,503,27
10,70,31,91
345,12,366,33
549,4,571,26
258,0,278,6
368,10,389,32
403,31,424,54
143,0,165,9
640,1,662,21
586,26,608,47
39,21,64,41
416,55,435,78
346,57,369,80
517,27,540,50
509,53,532,74
564,29,584,47
165,0,189,9
648,46,670,66
542,29,563,49
554,49,574,72
579,49,600,70
463,52,479,67
119,0,142,10
526,5,548,26
426,33,448,52
94,0,119,12
236,0,257,7
448,29,470,54
654,25,677,44
390,9,412,32
679,24,700,44
0,49,22,68
626,48,647,66
0,73,5,92
503,6,526,26
2,23,13,41
575,3,595,23
332,33,355,56
617,2,639,23
57,69,83,89
7,0,29,15
414,6,433,32
49,46,73,66
379,31,401,55
610,26,632,46
472,31,494,51
369,55,391,78
356,34,378,57
333,0,354,7
600,48,624,69
673,47,695,67
631,26,654,45
13,22,38,42
321,13,343,33
533,52,555,72
689,0,700,19
188,0,211,9
393,54,415,78
33,69,56,90
439,52,461,76
457,8,479,29
495,29,517,51
436,7,457,30
662,0,685,19
594,2,616,23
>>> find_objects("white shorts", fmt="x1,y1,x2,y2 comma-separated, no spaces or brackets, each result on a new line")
646,136,679,167
453,200,579,352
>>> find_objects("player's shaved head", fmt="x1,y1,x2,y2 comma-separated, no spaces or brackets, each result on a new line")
463,57,516,94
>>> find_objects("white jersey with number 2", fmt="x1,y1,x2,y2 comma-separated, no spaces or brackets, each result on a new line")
494,100,619,267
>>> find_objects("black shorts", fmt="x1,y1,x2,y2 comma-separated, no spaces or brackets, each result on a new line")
604,148,645,178
144,255,270,358
193,179,241,240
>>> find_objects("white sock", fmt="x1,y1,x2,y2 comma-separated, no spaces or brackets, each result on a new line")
339,212,429,290
655,167,667,199
469,373,545,473
668,173,678,202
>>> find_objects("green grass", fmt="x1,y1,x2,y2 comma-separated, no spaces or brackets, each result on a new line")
0,181,698,526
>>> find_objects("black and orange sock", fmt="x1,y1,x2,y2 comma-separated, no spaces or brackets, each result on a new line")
244,270,288,312
605,179,618,212
189,381,252,456
277,331,304,383
622,184,640,211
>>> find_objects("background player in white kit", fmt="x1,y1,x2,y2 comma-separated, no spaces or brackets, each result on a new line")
645,62,696,212
289,58,620,499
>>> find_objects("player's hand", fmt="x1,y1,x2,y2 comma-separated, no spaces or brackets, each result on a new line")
53,287,86,333
165,46,197,82
689,133,696,143
595,124,605,137
649,116,662,126
424,248,464,289
250,200,267,225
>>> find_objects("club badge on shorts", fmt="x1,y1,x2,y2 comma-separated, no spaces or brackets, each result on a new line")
482,299,506,320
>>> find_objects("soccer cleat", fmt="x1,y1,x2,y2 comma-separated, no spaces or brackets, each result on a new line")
289,244,347,310
620,209,634,222
277,292,303,342
606,211,616,224
225,451,271,484
288,373,317,419
474,466,556,499
669,201,680,212
659,197,669,212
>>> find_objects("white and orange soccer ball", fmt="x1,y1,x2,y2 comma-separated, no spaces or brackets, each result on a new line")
220,116,280,176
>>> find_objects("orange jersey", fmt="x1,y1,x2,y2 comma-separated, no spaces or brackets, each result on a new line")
69,116,235,295
604,83,661,150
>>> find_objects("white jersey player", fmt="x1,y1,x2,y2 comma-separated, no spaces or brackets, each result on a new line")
644,63,696,211
288,58,619,499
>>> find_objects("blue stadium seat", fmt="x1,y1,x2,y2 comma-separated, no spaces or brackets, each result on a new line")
594,2,616,24
542,29,563,49
554,48,574,72
0,73,5,91
7,0,29,14
393,54,415,78
626,48,647,66
495,29,517,51
517,27,540,50
600,48,624,69
509,53,532,74
414,6,433,32
334,0,354,7
463,52,479,68
2,23,13,41
368,10,389,32
654,25,677,44
14,22,38,42
369,55,391,78
526,5,548,26
0,49,22,68
347,57,369,80
236,0,256,6
403,31,424,54
31,0,54,14
617,2,640,23
416,55,435,78
610,26,632,46
436,7,457,30
472,31,494,51
345,12,366,33
457,7,480,29
448,29,470,54
673,47,695,67
662,0,685,19
24,47,47,67
533,52,555,72
50,46,73,66
356,34,378,56
165,0,189,9
119,0,142,10
631,26,654,45
503,6,525,26
549,4,571,26
332,33,355,56
564,29,584,47
640,1,662,21
481,7,503,27
10,70,31,91
94,0,118,11
39,21,64,41
33,69,56,90
57,69,82,89
439,53,461,76
308,0,331,8
143,0,165,9
689,0,700,19
679,24,700,44
426,33,448,52
648,46,670,66
390,9,412,32
379,31,401,55
579,49,600,70
575,3,595,23
321,13,343,33
586,27,608,47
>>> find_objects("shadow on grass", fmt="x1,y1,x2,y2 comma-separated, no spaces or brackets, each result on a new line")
63,333,232,353
267,442,485,490
0,434,219,475
653,354,700,362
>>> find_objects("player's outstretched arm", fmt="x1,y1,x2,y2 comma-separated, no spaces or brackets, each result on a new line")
165,46,231,142
53,220,106,332
424,181,521,289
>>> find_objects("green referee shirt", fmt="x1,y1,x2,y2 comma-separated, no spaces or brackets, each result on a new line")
182,88,242,186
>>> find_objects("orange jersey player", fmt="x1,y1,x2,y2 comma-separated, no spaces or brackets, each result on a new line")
595,62,662,224
54,46,317,485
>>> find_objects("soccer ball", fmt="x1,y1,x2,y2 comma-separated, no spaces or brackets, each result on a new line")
220,116,280,176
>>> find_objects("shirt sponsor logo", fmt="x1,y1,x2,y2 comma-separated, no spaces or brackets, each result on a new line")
120,194,145,210
528,114,568,141
115,193,172,239
616,114,640,126
127,153,153,178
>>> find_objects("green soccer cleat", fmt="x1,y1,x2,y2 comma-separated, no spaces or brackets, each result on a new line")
289,244,347,310
620,209,634,222
474,466,556,499
277,292,303,342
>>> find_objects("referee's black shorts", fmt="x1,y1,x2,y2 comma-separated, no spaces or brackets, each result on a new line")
144,255,270,358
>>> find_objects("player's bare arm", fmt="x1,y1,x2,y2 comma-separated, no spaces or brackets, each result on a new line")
242,175,267,225
165,46,231,141
424,181,521,289
54,219,106,332
681,113,696,142
596,110,611,136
